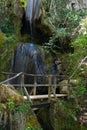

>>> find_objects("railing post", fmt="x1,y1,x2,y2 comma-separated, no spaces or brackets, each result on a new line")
48,75,57,100
67,78,70,96
48,75,51,101
20,73,24,96
33,75,37,95
53,75,57,98
21,73,31,102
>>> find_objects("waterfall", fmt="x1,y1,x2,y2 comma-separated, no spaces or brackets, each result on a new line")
26,0,41,24
10,43,44,85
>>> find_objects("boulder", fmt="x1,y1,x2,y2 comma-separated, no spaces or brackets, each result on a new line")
0,84,41,130
59,80,69,94
0,84,24,105
59,79,77,94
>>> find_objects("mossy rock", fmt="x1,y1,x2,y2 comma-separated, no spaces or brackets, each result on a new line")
0,84,24,105
26,115,41,129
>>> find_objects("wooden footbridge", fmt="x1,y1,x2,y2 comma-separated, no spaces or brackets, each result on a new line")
0,72,68,109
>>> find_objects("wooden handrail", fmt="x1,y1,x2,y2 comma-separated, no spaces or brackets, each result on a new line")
0,72,70,100
0,72,65,78
8,84,53,87
0,72,23,85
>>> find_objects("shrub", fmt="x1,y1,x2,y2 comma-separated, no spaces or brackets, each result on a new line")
0,18,14,35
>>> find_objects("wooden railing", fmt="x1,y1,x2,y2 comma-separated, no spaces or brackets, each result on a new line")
0,72,67,100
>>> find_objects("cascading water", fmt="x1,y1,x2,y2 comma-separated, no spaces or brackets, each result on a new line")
26,0,41,24
25,0,41,35
21,0,51,43
10,43,44,91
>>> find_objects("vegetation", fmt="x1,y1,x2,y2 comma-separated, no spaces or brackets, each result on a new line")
44,0,87,52
0,32,17,81
5,98,42,130
0,0,17,81
0,0,87,129
20,0,26,7
68,34,87,76
0,17,14,35
24,126,42,130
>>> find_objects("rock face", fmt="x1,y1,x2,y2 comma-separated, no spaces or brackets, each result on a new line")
13,0,24,36
37,99,87,130
0,84,24,105
0,84,41,130
13,0,23,18
78,93,87,127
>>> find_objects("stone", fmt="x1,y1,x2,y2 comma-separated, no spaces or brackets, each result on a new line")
0,84,24,105
59,80,69,94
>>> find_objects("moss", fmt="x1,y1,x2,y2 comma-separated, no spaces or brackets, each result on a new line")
0,31,6,47
26,115,41,129
37,107,53,130
51,99,87,130
0,85,24,106
0,32,17,81
36,99,87,130
18,34,30,43
0,84,41,130
0,103,7,111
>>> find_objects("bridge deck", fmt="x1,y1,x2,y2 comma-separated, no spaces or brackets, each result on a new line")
24,94,67,100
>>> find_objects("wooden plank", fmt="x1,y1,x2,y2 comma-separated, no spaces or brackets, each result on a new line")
33,76,37,95
9,84,50,87
31,102,50,108
24,94,67,100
